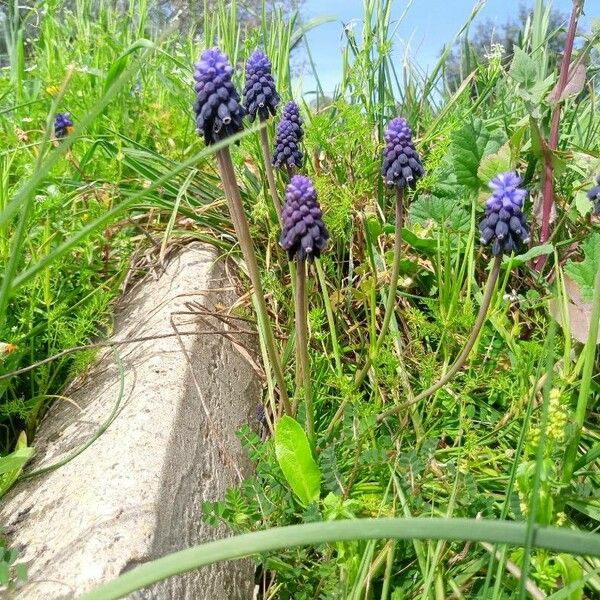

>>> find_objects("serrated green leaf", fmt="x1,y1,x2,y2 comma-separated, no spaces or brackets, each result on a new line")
409,195,470,232
275,416,321,506
509,47,537,87
565,233,600,302
450,118,490,190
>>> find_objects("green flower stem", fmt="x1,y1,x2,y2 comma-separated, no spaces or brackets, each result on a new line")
561,262,600,486
376,254,502,422
293,260,314,441
328,188,404,432
81,518,600,600
286,164,296,179
258,119,282,223
216,147,291,416
354,187,405,389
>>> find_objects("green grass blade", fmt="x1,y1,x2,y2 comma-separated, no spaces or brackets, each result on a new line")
81,518,600,600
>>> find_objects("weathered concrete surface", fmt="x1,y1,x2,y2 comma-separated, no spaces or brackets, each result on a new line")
0,242,259,599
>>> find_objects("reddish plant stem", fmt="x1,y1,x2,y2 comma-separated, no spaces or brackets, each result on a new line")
537,0,583,268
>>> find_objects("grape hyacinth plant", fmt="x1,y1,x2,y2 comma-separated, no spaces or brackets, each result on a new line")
280,176,329,442
587,174,600,213
242,50,282,218
54,112,73,138
352,117,424,391
378,172,530,422
193,47,290,416
272,101,304,175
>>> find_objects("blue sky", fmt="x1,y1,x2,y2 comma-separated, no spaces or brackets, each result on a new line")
295,0,595,97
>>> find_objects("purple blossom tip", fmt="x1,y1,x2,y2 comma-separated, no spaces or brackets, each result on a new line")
381,117,425,189
242,49,280,122
272,101,304,168
193,47,245,145
479,171,530,256
280,175,329,261
54,112,73,138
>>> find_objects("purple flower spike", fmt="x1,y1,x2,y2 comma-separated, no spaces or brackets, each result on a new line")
193,47,246,145
479,172,530,256
381,117,425,189
272,101,304,168
242,50,280,123
587,174,600,214
281,101,303,140
54,112,73,138
280,175,329,261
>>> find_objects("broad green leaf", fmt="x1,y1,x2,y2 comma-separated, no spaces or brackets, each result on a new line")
409,195,470,232
275,416,321,505
509,47,537,87
565,233,600,303
450,118,490,191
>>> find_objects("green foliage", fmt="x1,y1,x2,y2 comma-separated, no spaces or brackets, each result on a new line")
564,233,600,303
2,0,600,598
275,416,322,506
450,118,505,190
0,541,27,590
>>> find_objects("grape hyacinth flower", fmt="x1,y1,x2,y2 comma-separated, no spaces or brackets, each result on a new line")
242,50,282,218
281,101,303,139
381,117,425,189
280,175,329,262
54,112,73,138
479,172,530,256
587,174,600,213
193,48,246,145
242,50,280,123
272,102,304,169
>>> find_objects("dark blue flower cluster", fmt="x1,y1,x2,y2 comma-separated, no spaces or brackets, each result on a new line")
479,172,530,256
587,174,600,214
381,117,425,189
280,175,329,261
242,50,280,122
272,101,303,168
193,48,246,145
54,112,73,138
